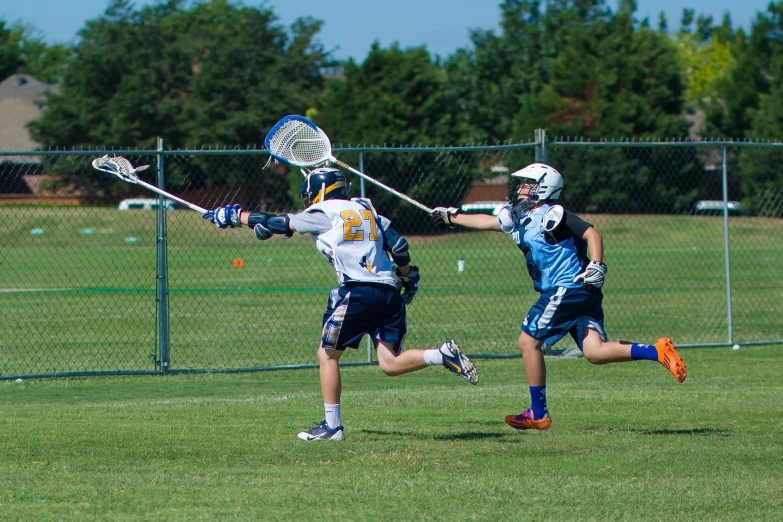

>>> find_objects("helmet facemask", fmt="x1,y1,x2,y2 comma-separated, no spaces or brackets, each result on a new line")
508,176,540,217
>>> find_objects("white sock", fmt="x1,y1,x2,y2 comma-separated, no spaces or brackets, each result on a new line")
325,403,341,429
424,348,444,367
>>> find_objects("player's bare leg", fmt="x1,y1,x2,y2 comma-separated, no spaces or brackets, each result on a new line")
518,331,546,385
581,329,686,382
376,340,427,375
376,340,478,384
298,346,346,442
506,331,552,431
581,329,633,364
317,344,344,404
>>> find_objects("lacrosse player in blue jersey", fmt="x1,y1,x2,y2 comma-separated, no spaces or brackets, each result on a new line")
431,163,686,431
204,167,478,441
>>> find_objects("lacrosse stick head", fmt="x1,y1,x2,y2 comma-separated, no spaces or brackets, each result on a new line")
91,155,150,184
264,115,333,168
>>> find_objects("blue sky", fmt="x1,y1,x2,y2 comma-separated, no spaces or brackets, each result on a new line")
1,0,771,60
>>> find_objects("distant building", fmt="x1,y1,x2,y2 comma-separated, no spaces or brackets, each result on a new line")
0,74,59,152
0,74,77,202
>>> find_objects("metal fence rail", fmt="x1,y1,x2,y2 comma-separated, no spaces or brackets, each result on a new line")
1,135,781,379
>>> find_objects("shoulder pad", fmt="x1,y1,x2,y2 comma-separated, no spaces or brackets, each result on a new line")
542,205,565,233
498,206,515,233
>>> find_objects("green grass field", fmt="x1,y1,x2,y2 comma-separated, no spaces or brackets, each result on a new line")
2,208,782,377
2,346,782,521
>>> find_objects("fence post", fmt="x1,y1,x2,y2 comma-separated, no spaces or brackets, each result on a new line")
721,146,733,345
535,129,548,163
156,137,170,372
358,151,373,363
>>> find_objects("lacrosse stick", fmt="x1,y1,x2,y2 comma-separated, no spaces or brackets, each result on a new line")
91,155,207,214
264,115,433,213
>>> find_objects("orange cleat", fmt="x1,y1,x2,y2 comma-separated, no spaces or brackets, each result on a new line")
505,408,552,431
655,337,687,383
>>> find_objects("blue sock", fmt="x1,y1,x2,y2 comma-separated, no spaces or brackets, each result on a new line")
529,386,548,418
631,343,658,361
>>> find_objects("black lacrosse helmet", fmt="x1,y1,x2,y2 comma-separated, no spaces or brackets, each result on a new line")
299,167,350,207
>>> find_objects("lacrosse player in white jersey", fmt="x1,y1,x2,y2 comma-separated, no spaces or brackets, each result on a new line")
204,167,478,441
431,163,686,432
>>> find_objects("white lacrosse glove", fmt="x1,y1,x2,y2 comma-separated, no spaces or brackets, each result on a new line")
430,207,460,228
573,260,607,293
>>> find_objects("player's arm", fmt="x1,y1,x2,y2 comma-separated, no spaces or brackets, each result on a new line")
202,203,294,239
430,207,502,231
582,225,603,262
379,217,419,303
547,207,606,292
451,213,502,231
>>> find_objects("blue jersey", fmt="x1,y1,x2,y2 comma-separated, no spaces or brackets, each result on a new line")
501,203,591,293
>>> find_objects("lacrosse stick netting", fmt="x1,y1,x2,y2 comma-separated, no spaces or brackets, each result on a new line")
264,116,332,167
91,155,207,214
264,115,433,213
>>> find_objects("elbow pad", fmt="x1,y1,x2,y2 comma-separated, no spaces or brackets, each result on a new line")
247,212,290,234
266,214,291,234
383,227,410,266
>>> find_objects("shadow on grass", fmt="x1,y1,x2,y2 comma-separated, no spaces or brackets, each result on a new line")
636,428,730,436
586,426,730,436
361,429,512,441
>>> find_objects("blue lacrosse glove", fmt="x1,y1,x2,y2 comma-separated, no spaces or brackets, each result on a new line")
395,265,420,305
202,204,242,229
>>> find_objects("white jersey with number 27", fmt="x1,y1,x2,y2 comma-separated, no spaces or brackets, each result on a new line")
295,198,396,287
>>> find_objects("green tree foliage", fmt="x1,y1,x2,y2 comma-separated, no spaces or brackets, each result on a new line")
704,2,783,139
737,15,783,214
28,0,330,204
0,20,24,80
509,2,701,213
676,26,732,104
443,0,546,143
316,42,470,232
16,27,70,84
738,56,783,214
0,20,67,84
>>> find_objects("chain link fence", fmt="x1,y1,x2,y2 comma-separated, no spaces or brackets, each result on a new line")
1,137,781,379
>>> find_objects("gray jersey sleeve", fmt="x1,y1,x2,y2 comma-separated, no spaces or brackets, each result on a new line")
378,215,391,231
289,209,333,235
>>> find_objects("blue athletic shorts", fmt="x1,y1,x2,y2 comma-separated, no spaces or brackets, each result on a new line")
321,282,407,354
521,286,608,350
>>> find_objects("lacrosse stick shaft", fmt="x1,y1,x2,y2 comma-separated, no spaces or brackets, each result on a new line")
133,178,207,214
331,158,433,213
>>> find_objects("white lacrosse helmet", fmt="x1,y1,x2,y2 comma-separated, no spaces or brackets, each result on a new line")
508,163,563,215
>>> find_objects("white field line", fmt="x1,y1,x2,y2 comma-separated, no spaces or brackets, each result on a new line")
15,382,528,410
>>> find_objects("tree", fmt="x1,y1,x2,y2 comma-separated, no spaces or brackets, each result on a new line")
675,24,733,105
704,1,783,139
28,0,331,204
317,42,471,232
443,0,546,143
512,4,701,213
0,20,70,84
0,20,23,80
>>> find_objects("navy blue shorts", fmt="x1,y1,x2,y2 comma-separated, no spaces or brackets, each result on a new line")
521,286,607,350
321,282,407,354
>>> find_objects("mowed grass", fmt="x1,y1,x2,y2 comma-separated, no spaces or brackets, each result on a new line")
1,207,782,376
1,346,782,521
